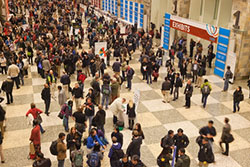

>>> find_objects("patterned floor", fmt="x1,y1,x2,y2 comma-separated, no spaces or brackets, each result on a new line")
1,30,250,167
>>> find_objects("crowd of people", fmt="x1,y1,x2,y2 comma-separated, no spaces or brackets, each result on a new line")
0,0,249,167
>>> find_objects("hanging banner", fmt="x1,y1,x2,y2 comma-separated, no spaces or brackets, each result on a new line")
95,42,107,64
170,15,219,43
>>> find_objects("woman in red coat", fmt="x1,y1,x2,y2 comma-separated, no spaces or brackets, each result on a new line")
30,120,41,153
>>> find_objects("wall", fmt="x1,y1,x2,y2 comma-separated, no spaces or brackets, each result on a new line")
150,0,169,30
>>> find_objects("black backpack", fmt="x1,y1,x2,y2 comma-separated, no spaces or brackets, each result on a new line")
50,140,58,155
112,148,124,160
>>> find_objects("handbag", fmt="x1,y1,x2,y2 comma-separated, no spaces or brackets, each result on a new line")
225,134,234,143
58,111,64,119
35,113,43,124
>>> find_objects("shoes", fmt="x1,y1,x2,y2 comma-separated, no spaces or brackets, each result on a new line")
17,87,20,89
41,130,46,134
238,107,240,112
222,152,228,156
1,161,5,163
185,106,190,109
6,103,10,105
162,100,166,103
45,112,50,116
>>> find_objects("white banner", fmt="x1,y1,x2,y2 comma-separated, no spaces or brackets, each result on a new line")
133,89,140,112
95,42,107,63
225,38,236,83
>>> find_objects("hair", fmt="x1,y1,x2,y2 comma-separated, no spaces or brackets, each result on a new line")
59,132,66,139
227,66,230,70
208,120,214,124
128,100,134,108
168,130,174,135
177,128,183,133
238,86,242,91
36,152,44,159
133,130,139,137
93,144,100,152
116,58,119,61
132,155,140,162
204,79,208,83
179,148,185,154
176,73,180,77
112,136,117,143
33,119,39,126
70,127,76,135
68,100,73,106
165,77,168,81
58,85,62,90
90,128,97,136
135,123,142,132
114,126,120,132
225,117,229,123
30,103,36,109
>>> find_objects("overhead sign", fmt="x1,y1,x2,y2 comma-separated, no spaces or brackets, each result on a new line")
170,15,219,43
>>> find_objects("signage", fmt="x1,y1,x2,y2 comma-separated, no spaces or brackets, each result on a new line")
170,15,219,43
95,42,107,63
133,89,140,112
163,13,171,50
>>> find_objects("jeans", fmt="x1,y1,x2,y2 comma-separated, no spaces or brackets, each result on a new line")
202,94,209,108
233,101,240,112
173,87,179,100
185,96,191,107
223,79,229,91
58,159,65,167
86,116,93,132
113,115,118,125
101,94,109,109
44,99,51,114
39,124,45,133
156,59,162,66
127,78,132,89
19,72,24,85
6,92,13,104
12,77,20,88
63,116,69,132
0,66,7,74
128,118,135,129
146,73,152,84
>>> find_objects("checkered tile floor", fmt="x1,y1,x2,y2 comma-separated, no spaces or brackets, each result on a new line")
1,32,250,167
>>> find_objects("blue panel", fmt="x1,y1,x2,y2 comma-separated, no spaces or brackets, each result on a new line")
164,38,169,44
214,68,224,77
165,13,171,19
140,4,144,9
140,9,144,14
218,36,229,46
219,28,230,37
216,52,227,62
135,2,138,7
217,44,228,54
165,19,170,25
163,44,169,50
164,26,170,32
164,32,169,38
215,60,226,70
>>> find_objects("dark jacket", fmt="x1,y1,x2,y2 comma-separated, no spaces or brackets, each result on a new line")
112,61,121,72
32,158,52,167
0,105,6,121
199,126,217,142
66,133,81,149
131,160,146,167
221,123,231,143
72,87,83,98
157,152,172,167
161,135,174,153
184,84,193,97
127,103,136,118
91,80,101,93
1,79,14,93
126,137,142,157
197,140,214,163
108,142,122,160
173,134,189,149
111,132,123,148
175,154,191,167
93,109,106,127
84,102,95,116
41,87,51,100
174,77,183,88
162,80,171,91
233,90,242,102
60,74,70,85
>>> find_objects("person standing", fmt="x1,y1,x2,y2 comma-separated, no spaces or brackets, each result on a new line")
90,74,101,105
42,57,51,77
41,84,51,116
184,80,193,109
189,39,196,58
175,148,190,167
126,66,134,91
111,78,120,103
173,129,189,162
26,103,45,134
72,107,87,138
30,120,41,154
71,144,84,167
93,105,106,133
111,127,124,148
197,138,214,167
167,69,175,95
223,66,233,92
161,130,175,154
7,62,20,89
32,152,51,167
58,86,67,107
200,79,212,108
101,83,111,110
57,133,67,167
233,86,244,113
199,120,217,152
112,59,121,76
60,71,71,99
0,54,7,75
109,97,126,126
161,77,171,103
146,61,152,85
219,118,233,156
66,127,81,162
127,100,136,130
126,130,143,158
84,97,95,133
1,76,14,104
61,100,73,132
192,61,198,84
72,83,83,110
47,70,57,99
108,137,123,167
173,73,183,101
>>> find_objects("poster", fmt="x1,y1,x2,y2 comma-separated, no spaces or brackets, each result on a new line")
133,89,140,112
95,42,107,63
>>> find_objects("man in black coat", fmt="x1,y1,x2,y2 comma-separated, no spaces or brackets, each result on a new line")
184,80,193,109
111,127,123,148
126,130,142,158
167,69,175,94
161,130,175,154
90,74,101,105
173,128,189,161
173,73,183,101
1,76,14,104
41,84,51,116
197,138,214,166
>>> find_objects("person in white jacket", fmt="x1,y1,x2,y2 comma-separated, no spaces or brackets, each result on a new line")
109,97,126,126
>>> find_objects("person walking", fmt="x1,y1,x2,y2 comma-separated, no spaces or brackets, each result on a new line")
41,84,51,116
197,138,214,167
7,62,20,89
60,100,73,132
57,133,67,167
127,100,136,130
30,120,41,154
47,70,57,99
161,77,171,103
126,130,143,158
219,118,234,156
58,86,67,107
72,83,83,110
72,107,87,138
175,148,190,167
184,80,193,109
173,73,183,101
173,129,189,162
84,97,95,132
101,83,111,110
233,86,244,113
60,71,71,99
200,79,212,108
93,105,106,134
126,66,134,91
223,66,233,92
108,137,123,167
91,74,101,105
1,76,14,104
199,120,216,152
26,103,45,134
